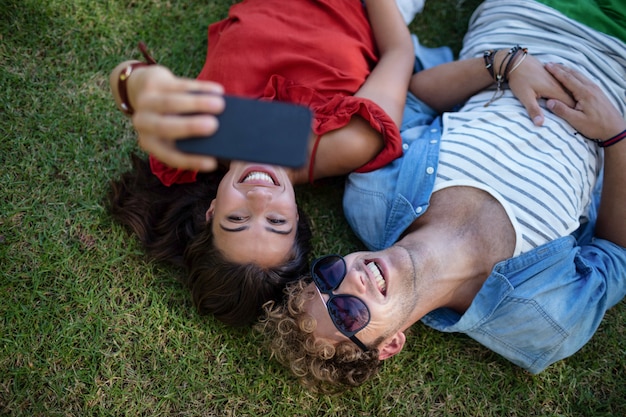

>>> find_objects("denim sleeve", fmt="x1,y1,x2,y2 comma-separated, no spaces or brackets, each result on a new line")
579,238,626,309
536,238,626,372
422,236,626,374
531,238,626,372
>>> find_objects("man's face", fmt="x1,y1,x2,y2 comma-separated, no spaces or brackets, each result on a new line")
304,246,420,352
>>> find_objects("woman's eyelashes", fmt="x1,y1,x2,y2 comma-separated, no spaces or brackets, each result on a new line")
226,215,286,225
227,215,247,222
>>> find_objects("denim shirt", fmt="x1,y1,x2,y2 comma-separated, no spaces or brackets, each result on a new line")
343,94,626,373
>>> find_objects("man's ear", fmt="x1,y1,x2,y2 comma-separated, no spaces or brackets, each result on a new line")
378,331,406,360
205,200,216,223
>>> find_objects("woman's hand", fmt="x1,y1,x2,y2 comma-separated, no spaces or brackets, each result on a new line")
113,63,226,172
544,62,626,141
506,53,575,126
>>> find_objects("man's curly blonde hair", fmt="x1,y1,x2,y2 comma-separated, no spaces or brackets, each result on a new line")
257,278,383,393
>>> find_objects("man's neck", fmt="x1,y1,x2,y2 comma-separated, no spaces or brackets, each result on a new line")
399,186,516,313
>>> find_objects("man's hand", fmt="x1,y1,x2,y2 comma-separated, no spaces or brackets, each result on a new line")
543,63,626,247
124,65,226,172
507,54,575,126
544,62,626,140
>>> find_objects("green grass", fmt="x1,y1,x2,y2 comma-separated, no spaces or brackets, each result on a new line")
1,0,624,415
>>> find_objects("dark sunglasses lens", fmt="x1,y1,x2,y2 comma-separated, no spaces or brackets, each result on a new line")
312,255,345,291
328,296,369,333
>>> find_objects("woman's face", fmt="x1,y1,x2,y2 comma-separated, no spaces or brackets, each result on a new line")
207,162,298,268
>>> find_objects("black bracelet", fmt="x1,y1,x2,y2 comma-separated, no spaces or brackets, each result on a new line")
483,49,496,80
502,45,522,82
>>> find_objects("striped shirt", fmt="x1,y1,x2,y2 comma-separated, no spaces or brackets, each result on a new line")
434,0,626,255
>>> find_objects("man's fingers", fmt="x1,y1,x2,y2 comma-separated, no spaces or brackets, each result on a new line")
526,102,545,127
548,81,576,108
545,63,588,96
515,89,545,126
546,98,580,125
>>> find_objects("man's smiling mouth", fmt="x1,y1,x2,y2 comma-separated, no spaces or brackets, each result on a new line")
367,261,386,295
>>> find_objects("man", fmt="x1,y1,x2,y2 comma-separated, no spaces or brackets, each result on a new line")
260,0,626,391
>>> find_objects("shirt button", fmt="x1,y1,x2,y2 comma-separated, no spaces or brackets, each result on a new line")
416,207,423,214
426,167,434,174
430,139,437,144
430,128,438,133
403,143,409,150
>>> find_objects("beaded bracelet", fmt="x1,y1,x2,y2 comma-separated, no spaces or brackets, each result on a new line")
484,45,526,107
483,49,496,80
118,42,157,115
598,129,626,148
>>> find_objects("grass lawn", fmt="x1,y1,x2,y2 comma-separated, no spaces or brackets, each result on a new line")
1,0,624,415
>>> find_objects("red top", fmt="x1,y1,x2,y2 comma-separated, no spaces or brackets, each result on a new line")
151,0,403,186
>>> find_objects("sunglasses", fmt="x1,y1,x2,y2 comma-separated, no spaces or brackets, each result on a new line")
310,254,370,352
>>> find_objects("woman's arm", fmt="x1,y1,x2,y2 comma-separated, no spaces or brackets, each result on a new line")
311,0,414,180
109,61,225,172
545,63,626,247
356,0,415,126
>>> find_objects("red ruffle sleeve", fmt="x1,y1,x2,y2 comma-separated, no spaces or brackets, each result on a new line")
262,75,403,174
149,155,197,187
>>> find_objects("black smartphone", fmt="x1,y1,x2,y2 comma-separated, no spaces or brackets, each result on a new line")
175,95,313,168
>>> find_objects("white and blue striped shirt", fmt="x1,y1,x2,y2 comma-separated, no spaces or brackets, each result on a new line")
434,0,625,254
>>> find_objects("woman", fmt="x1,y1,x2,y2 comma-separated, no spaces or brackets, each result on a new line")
108,0,418,326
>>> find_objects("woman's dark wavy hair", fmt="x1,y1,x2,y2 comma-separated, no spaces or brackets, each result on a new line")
107,154,313,326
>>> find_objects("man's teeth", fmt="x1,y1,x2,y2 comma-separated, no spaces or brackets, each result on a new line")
367,262,386,295
243,172,275,184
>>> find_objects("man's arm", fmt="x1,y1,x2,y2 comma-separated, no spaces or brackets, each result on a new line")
545,63,626,247
409,56,493,112
410,51,574,126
